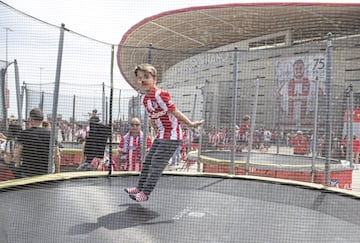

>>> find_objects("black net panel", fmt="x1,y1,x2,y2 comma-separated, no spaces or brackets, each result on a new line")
0,2,360,242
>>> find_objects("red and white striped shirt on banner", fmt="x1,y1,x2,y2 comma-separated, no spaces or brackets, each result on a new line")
142,87,183,140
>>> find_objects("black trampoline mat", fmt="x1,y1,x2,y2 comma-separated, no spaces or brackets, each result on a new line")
0,175,359,243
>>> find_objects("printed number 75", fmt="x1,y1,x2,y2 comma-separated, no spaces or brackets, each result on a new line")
313,58,325,70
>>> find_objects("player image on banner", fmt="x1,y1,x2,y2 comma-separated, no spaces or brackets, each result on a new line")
275,56,326,129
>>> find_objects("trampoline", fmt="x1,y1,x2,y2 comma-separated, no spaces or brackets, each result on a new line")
192,151,353,189
0,173,359,243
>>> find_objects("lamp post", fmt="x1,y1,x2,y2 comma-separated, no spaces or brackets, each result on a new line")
40,67,43,94
39,67,44,109
1,60,15,131
4,27,13,90
40,67,43,91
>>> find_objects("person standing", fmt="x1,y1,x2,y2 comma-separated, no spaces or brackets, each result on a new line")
77,116,111,171
263,129,272,152
42,121,61,174
118,117,152,171
237,115,251,152
290,130,309,155
89,109,99,123
124,63,204,202
352,135,360,169
13,108,57,177
170,141,182,168
0,132,16,181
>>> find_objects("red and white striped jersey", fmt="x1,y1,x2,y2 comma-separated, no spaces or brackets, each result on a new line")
118,131,152,171
142,87,183,140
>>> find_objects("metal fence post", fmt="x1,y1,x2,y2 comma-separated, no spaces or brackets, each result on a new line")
197,80,208,172
72,94,76,142
349,84,354,167
108,45,115,175
246,76,259,175
14,60,22,124
48,23,66,173
230,47,239,175
311,74,320,182
102,82,105,123
141,43,152,163
324,32,333,186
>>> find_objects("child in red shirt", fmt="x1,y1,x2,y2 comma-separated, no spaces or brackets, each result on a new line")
124,64,204,202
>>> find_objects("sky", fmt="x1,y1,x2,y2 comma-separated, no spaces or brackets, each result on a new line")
2,0,359,45
1,0,359,120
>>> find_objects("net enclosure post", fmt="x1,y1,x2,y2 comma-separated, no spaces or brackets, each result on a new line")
230,47,239,175
48,23,66,173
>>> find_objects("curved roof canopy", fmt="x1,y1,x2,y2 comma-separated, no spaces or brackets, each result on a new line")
117,3,360,89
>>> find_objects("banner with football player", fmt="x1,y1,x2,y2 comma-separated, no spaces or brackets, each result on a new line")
275,56,326,130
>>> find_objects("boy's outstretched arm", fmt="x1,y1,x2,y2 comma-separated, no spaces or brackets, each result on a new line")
171,109,204,128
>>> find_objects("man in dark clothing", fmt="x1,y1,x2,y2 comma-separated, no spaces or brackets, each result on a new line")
77,118,111,171
13,108,52,177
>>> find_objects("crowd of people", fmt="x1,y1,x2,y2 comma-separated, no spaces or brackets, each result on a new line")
205,120,354,160
0,108,60,180
0,65,356,185
0,62,357,204
2,105,356,182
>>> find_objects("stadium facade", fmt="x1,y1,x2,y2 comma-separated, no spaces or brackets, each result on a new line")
118,3,360,135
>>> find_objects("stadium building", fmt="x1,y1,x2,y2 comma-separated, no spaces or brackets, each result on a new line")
117,3,360,136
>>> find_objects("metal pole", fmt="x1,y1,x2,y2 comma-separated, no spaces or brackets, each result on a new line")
349,84,354,167
197,80,209,172
40,91,44,111
345,91,350,161
108,45,114,175
39,67,43,106
0,61,14,132
147,43,152,64
187,94,197,167
14,60,22,124
0,68,6,132
48,23,66,173
141,43,152,162
230,47,239,175
117,89,121,121
275,86,281,154
102,82,105,123
132,97,135,118
311,75,320,183
4,27,13,92
246,77,259,175
324,32,333,186
72,95,76,142
4,28,13,66
105,96,108,124
20,82,25,126
24,82,29,123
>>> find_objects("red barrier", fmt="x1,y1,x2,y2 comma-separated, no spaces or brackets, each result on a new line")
181,143,199,161
202,163,353,190
0,167,15,181
60,153,82,165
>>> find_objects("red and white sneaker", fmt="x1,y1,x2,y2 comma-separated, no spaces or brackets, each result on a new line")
124,187,140,195
129,191,149,202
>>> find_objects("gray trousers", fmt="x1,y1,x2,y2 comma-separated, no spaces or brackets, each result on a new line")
138,138,181,195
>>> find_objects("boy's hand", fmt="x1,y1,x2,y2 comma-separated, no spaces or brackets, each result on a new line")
190,120,205,128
